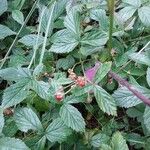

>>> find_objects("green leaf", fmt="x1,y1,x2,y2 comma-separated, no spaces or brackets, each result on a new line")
126,107,143,118
2,118,18,137
14,107,43,132
8,48,30,67
0,107,4,133
80,45,102,56
60,104,86,132
81,31,108,46
94,62,112,83
46,118,71,143
94,85,117,116
90,9,108,31
111,132,129,150
31,80,50,100
73,84,93,96
33,136,46,150
101,144,112,150
91,133,110,148
64,8,81,38
144,106,150,132
0,24,16,39
0,67,32,81
33,64,44,77
53,0,68,20
128,52,150,66
2,79,31,109
138,6,150,27
49,29,78,53
12,0,25,10
39,0,67,33
56,55,75,70
118,6,137,22
64,95,86,104
126,133,145,145
123,0,141,8
12,10,24,25
112,86,150,108
147,68,150,87
0,137,30,150
0,0,8,16
19,34,44,46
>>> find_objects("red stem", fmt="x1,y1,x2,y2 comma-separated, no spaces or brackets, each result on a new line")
109,71,150,106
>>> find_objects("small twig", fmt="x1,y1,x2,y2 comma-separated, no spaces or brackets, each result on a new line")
109,71,150,106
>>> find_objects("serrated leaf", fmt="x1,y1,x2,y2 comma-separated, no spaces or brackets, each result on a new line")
46,118,71,143
147,68,150,87
2,118,18,137
60,104,86,132
126,133,145,145
12,10,24,25
19,34,44,46
113,86,150,108
138,6,150,27
126,107,143,118
80,45,102,56
0,24,16,39
73,84,93,96
0,107,4,133
14,107,43,132
0,137,30,150
118,6,137,22
94,85,117,116
90,9,108,31
101,144,112,150
39,0,67,33
53,72,73,85
91,133,110,148
31,80,50,100
111,132,129,150
123,0,141,8
94,62,112,83
56,55,75,70
33,64,44,77
0,67,32,81
128,52,150,66
33,136,46,150
2,79,31,109
53,0,68,20
12,0,25,10
0,0,8,16
144,106,150,132
64,95,86,104
49,29,78,53
81,31,108,46
64,8,81,38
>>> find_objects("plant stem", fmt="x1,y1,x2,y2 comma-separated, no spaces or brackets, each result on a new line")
108,0,115,52
109,71,150,106
39,2,55,65
28,7,46,69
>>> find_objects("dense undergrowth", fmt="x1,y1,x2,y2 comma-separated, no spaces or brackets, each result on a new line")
0,0,150,149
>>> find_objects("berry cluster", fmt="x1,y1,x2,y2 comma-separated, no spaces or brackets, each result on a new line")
54,69,87,102
68,69,86,87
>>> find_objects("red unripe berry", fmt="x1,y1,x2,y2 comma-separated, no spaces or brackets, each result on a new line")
76,76,86,87
55,92,64,102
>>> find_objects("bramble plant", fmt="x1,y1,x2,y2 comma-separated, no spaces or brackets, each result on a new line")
0,0,150,149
